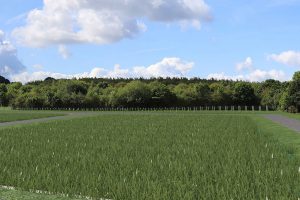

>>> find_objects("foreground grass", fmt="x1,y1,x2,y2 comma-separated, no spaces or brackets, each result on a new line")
0,110,66,123
251,115,300,156
0,112,299,199
281,112,300,121
0,188,83,200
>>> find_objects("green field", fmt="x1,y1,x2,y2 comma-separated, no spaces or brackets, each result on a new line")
0,187,83,200
0,110,65,123
0,112,300,199
281,112,300,121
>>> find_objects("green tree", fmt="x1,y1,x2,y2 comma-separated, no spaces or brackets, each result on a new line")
285,71,300,112
0,84,8,106
6,82,22,107
173,83,197,106
0,76,10,84
293,71,300,81
279,91,289,111
195,83,211,105
113,81,152,107
148,81,176,107
66,81,88,95
259,79,283,109
209,83,233,106
233,82,257,106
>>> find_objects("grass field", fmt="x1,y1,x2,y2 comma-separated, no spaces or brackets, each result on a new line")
0,187,83,200
0,110,65,123
0,111,300,199
252,114,300,156
281,112,300,121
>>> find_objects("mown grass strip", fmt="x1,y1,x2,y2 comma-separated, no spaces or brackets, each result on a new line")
0,110,66,123
251,115,300,156
0,186,84,200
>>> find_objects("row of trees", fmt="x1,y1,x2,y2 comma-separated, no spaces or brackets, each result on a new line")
0,72,299,112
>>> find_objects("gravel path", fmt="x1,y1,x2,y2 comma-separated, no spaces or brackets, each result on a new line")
0,112,98,127
264,114,300,132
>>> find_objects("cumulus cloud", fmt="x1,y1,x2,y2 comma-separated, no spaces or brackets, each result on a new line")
207,69,287,82
13,0,212,47
208,57,288,82
133,57,194,78
268,51,300,67
246,69,286,82
11,57,194,83
236,57,253,71
0,30,4,41
58,45,71,59
0,30,26,77
207,73,244,81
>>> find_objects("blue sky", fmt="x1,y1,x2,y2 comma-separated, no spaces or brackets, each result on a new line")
0,0,300,83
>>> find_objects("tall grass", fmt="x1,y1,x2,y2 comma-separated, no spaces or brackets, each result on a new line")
0,113,299,199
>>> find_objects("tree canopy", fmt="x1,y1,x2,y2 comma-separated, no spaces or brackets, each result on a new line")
0,72,299,112
0,76,10,84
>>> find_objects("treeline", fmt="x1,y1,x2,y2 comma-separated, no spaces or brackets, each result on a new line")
0,72,299,112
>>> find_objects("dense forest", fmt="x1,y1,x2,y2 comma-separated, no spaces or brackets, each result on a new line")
0,71,299,112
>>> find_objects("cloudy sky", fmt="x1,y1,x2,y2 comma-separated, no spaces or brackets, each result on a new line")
0,0,300,83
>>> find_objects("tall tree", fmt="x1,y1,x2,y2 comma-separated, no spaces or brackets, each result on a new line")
259,79,282,109
233,82,257,106
0,76,10,84
0,84,8,106
148,81,176,107
285,72,300,112
113,81,152,107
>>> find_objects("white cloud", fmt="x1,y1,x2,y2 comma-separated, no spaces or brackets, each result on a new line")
133,57,193,78
11,57,194,83
0,30,4,41
106,64,131,78
207,69,287,82
208,56,288,82
236,57,253,71
11,67,107,83
12,0,212,47
0,30,26,77
268,51,300,67
246,69,286,82
58,45,71,59
207,73,244,80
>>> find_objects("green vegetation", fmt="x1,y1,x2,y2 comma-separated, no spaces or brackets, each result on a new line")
0,112,299,199
251,115,300,155
0,74,294,111
0,187,82,200
0,110,65,123
281,72,300,112
280,113,300,121
0,76,10,85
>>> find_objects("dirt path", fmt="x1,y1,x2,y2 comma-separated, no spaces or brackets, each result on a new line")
264,114,300,132
0,112,98,127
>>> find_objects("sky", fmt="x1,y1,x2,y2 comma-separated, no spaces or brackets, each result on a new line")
0,0,300,83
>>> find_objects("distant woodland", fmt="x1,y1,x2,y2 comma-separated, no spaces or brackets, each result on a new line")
0,71,299,112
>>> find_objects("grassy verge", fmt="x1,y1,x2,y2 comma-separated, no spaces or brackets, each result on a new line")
0,110,66,123
251,115,300,156
0,188,83,200
280,112,300,121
